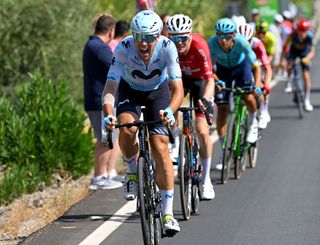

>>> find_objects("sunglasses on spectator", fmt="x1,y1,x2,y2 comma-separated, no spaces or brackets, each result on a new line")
169,35,189,43
132,32,158,43
217,33,233,40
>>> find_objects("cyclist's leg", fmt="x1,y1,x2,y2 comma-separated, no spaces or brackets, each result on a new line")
235,60,258,143
215,64,233,169
146,80,180,232
190,79,214,199
300,56,313,111
116,79,141,200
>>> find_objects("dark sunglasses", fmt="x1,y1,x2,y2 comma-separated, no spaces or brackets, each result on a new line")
217,33,233,40
132,32,158,43
169,35,189,43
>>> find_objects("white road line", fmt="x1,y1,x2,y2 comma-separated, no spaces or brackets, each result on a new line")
79,200,137,245
79,78,281,244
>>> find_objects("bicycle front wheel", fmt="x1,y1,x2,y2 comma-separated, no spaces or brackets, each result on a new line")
221,113,235,184
179,135,192,220
138,157,159,245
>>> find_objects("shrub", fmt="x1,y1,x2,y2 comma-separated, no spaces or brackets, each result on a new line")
0,71,93,204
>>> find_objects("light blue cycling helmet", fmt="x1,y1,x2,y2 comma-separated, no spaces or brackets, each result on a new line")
131,10,163,35
215,18,236,33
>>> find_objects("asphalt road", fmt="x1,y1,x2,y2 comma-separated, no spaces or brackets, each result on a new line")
22,50,320,245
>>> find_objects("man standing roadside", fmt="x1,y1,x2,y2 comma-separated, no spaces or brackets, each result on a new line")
83,13,123,190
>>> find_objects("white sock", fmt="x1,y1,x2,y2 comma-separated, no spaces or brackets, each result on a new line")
93,175,105,182
201,158,212,186
305,90,311,102
160,189,174,216
124,155,137,174
248,112,258,126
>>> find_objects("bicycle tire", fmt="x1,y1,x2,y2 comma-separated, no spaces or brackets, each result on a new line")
296,89,304,119
221,113,236,184
138,157,159,245
192,134,201,213
234,118,246,180
179,135,192,220
248,141,259,168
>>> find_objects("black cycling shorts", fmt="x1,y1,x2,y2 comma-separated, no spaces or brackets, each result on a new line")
116,78,170,136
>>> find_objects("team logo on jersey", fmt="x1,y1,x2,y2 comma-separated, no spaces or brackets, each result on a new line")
162,40,170,48
122,40,130,49
131,69,162,80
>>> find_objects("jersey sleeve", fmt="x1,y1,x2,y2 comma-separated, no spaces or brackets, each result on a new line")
241,38,258,66
256,39,270,66
106,41,126,83
207,37,217,69
165,41,182,81
195,37,214,79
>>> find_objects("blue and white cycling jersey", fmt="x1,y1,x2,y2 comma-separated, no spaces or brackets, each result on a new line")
207,34,258,69
107,35,182,91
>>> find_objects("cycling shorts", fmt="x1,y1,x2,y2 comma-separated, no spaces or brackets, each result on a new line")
287,49,310,71
182,77,206,117
116,78,170,136
215,59,253,105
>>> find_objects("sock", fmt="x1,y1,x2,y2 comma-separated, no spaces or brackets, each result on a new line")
123,155,137,174
305,90,311,102
248,112,258,126
93,175,105,182
201,158,212,186
160,189,174,216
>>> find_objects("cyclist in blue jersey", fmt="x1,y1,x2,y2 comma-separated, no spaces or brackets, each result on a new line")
207,18,262,170
102,10,183,234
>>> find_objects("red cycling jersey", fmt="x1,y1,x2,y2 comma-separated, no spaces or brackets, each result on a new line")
250,37,270,67
177,33,214,80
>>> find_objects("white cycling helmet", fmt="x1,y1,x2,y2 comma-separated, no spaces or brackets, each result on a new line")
166,14,193,34
237,23,254,41
130,10,163,35
274,13,284,23
282,10,292,20
231,15,247,27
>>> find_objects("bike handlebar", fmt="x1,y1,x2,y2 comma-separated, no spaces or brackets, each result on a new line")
105,119,175,148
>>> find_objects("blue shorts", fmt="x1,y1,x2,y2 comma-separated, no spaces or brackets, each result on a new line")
215,59,253,105
116,78,170,136
288,49,310,71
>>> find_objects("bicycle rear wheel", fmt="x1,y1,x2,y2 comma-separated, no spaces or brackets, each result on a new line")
179,135,192,220
221,114,235,184
138,157,160,245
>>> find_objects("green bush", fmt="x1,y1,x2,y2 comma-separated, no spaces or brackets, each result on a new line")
0,71,93,204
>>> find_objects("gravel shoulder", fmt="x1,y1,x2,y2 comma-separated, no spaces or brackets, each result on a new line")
0,174,93,245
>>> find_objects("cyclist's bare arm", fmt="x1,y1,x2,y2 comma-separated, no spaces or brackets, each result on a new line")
252,63,262,88
102,80,118,116
168,79,184,112
264,63,273,87
203,77,215,100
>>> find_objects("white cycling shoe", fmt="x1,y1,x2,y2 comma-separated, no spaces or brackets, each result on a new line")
163,215,180,235
304,99,313,112
246,121,259,143
123,174,138,200
202,183,215,200
258,110,271,129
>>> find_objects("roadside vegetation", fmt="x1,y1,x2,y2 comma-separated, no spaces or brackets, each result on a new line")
0,0,235,205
